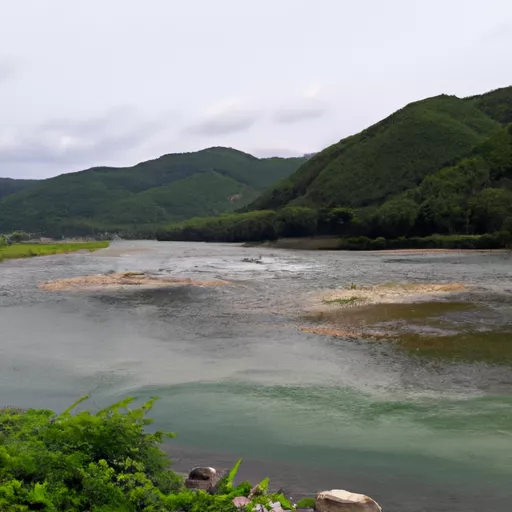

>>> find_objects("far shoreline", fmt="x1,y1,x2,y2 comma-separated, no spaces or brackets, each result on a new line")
242,236,510,253
0,241,110,262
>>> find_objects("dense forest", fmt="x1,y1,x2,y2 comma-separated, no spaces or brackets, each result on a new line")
0,178,36,200
158,87,512,249
0,148,307,238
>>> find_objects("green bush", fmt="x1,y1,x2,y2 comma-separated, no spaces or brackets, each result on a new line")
296,497,316,509
0,397,296,511
369,237,387,250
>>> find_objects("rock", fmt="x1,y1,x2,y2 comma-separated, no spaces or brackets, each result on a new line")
316,489,382,512
188,466,217,481
185,466,219,491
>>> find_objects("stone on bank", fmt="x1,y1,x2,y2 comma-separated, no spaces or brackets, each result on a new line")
185,467,383,511
316,489,382,512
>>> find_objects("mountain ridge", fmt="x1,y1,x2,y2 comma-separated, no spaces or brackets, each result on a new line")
158,85,512,247
0,147,308,237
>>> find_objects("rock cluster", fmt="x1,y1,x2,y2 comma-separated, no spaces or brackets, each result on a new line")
184,467,382,511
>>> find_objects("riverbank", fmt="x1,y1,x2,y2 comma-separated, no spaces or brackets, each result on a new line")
0,241,110,261
243,233,510,251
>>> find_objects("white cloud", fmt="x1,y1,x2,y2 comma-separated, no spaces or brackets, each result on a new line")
184,99,261,136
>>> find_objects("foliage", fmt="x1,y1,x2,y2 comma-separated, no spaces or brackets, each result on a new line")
337,233,506,251
469,85,512,125
0,178,36,200
0,398,299,511
295,497,316,509
8,231,30,243
317,207,355,235
275,207,318,237
157,207,351,243
374,198,419,238
0,396,180,511
0,242,109,262
249,90,512,212
0,148,307,237
173,118,512,247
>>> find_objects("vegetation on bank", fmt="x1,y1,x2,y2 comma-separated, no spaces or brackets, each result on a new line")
158,119,512,248
0,241,110,261
0,397,296,511
0,148,307,238
337,233,510,251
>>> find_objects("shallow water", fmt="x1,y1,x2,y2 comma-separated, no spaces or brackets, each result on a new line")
1,241,512,511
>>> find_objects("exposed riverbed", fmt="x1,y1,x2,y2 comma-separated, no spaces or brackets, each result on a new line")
1,241,511,511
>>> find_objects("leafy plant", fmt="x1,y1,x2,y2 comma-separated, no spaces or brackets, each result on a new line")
296,497,316,509
0,399,298,511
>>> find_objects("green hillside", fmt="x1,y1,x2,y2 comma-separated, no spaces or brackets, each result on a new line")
248,89,512,212
158,86,512,247
0,177,36,200
0,147,306,237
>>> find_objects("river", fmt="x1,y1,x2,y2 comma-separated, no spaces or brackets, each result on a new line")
1,241,511,511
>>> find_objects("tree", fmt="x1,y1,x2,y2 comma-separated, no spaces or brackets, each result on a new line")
275,207,318,237
8,231,30,243
375,198,419,238
318,207,355,235
469,188,512,233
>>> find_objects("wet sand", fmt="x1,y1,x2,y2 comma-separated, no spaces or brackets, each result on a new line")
300,281,512,364
311,282,467,311
39,272,231,291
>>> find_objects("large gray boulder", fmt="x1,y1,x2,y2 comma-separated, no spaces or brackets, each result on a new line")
185,466,219,491
316,490,382,512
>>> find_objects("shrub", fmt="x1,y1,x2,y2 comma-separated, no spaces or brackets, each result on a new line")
369,237,387,250
0,397,296,511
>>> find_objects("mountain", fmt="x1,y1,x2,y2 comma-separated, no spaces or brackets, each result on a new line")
158,86,512,246
247,88,512,212
0,178,36,200
0,147,307,237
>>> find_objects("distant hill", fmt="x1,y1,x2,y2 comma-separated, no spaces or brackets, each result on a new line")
158,86,512,247
0,178,36,200
247,88,512,212
0,147,307,237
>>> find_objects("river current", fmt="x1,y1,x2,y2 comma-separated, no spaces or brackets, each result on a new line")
1,241,511,511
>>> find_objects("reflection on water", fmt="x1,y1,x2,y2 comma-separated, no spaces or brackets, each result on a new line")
1,241,512,511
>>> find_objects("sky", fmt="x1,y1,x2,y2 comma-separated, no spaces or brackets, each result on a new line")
1,0,511,179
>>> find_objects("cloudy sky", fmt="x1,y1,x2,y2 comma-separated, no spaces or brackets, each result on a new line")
1,0,511,179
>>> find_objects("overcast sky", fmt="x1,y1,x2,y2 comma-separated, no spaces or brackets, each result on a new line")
1,0,511,179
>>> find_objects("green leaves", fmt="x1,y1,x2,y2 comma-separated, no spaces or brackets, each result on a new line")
0,400,291,511
0,397,181,511
226,459,242,489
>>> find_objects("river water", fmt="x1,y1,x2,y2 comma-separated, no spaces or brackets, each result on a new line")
1,241,511,511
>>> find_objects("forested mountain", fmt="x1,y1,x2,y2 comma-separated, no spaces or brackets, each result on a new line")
158,86,512,248
247,88,511,211
0,147,307,237
0,178,36,200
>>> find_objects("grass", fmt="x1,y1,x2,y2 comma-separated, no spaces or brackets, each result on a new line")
322,296,362,305
0,241,109,261
395,330,512,364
